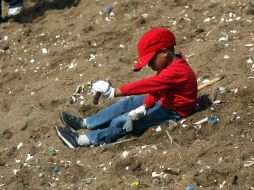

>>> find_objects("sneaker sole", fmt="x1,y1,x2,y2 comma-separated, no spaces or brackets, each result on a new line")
55,126,75,149
59,112,78,132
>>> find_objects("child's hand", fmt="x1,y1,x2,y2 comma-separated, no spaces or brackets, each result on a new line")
129,105,146,120
92,80,115,99
123,105,146,132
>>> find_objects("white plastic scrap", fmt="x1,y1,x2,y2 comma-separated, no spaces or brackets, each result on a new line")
202,79,210,84
17,142,23,149
245,44,253,47
203,17,211,22
42,48,48,54
68,62,77,69
152,171,164,178
213,100,226,104
26,154,33,161
219,181,226,188
224,55,230,59
121,151,129,158
194,117,208,125
244,158,254,167
218,32,228,42
155,126,162,132
13,169,20,175
247,58,253,64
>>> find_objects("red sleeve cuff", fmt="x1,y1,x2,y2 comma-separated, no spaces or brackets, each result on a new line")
143,94,156,109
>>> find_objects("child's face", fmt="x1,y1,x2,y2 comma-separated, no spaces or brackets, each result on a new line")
148,49,173,72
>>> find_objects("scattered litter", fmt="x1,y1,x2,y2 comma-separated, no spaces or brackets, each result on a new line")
48,146,58,155
96,164,104,168
224,55,230,59
212,100,227,104
247,58,253,64
202,79,210,84
121,151,129,158
42,48,48,54
37,141,42,147
231,88,238,94
17,142,23,149
244,158,254,167
13,169,20,175
152,171,164,178
26,154,33,161
207,115,219,127
68,62,77,69
141,14,148,18
203,17,211,22
155,126,161,132
130,181,140,187
248,77,254,79
219,180,226,188
245,44,253,47
218,86,230,94
69,84,85,105
52,167,60,173
194,117,208,125
0,184,5,187
82,177,95,184
231,112,240,121
186,185,194,190
104,7,113,14
218,32,228,42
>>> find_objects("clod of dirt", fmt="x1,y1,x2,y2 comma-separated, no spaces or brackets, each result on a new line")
5,146,17,157
0,129,13,139
246,5,254,15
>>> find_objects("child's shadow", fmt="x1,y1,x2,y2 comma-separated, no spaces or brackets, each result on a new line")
9,0,80,23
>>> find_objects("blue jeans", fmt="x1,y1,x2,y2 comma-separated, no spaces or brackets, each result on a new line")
85,96,182,146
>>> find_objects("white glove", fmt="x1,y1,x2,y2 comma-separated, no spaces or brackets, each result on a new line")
123,105,146,132
129,105,146,120
92,80,115,99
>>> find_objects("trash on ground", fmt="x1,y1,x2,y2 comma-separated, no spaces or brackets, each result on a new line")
207,115,219,127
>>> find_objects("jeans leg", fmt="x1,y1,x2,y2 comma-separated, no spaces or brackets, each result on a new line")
86,96,145,129
86,113,128,145
85,102,182,146
131,103,182,135
9,0,23,7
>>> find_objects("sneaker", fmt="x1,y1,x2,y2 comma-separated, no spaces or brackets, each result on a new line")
55,125,81,149
59,112,83,131
8,6,23,17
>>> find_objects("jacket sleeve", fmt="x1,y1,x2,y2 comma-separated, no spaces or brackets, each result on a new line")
119,68,177,95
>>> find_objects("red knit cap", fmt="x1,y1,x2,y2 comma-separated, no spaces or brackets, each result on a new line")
132,28,176,71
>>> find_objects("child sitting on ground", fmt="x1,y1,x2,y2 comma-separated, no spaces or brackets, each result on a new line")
55,28,197,149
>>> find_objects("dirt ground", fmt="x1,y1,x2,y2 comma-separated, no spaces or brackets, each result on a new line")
0,0,254,189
